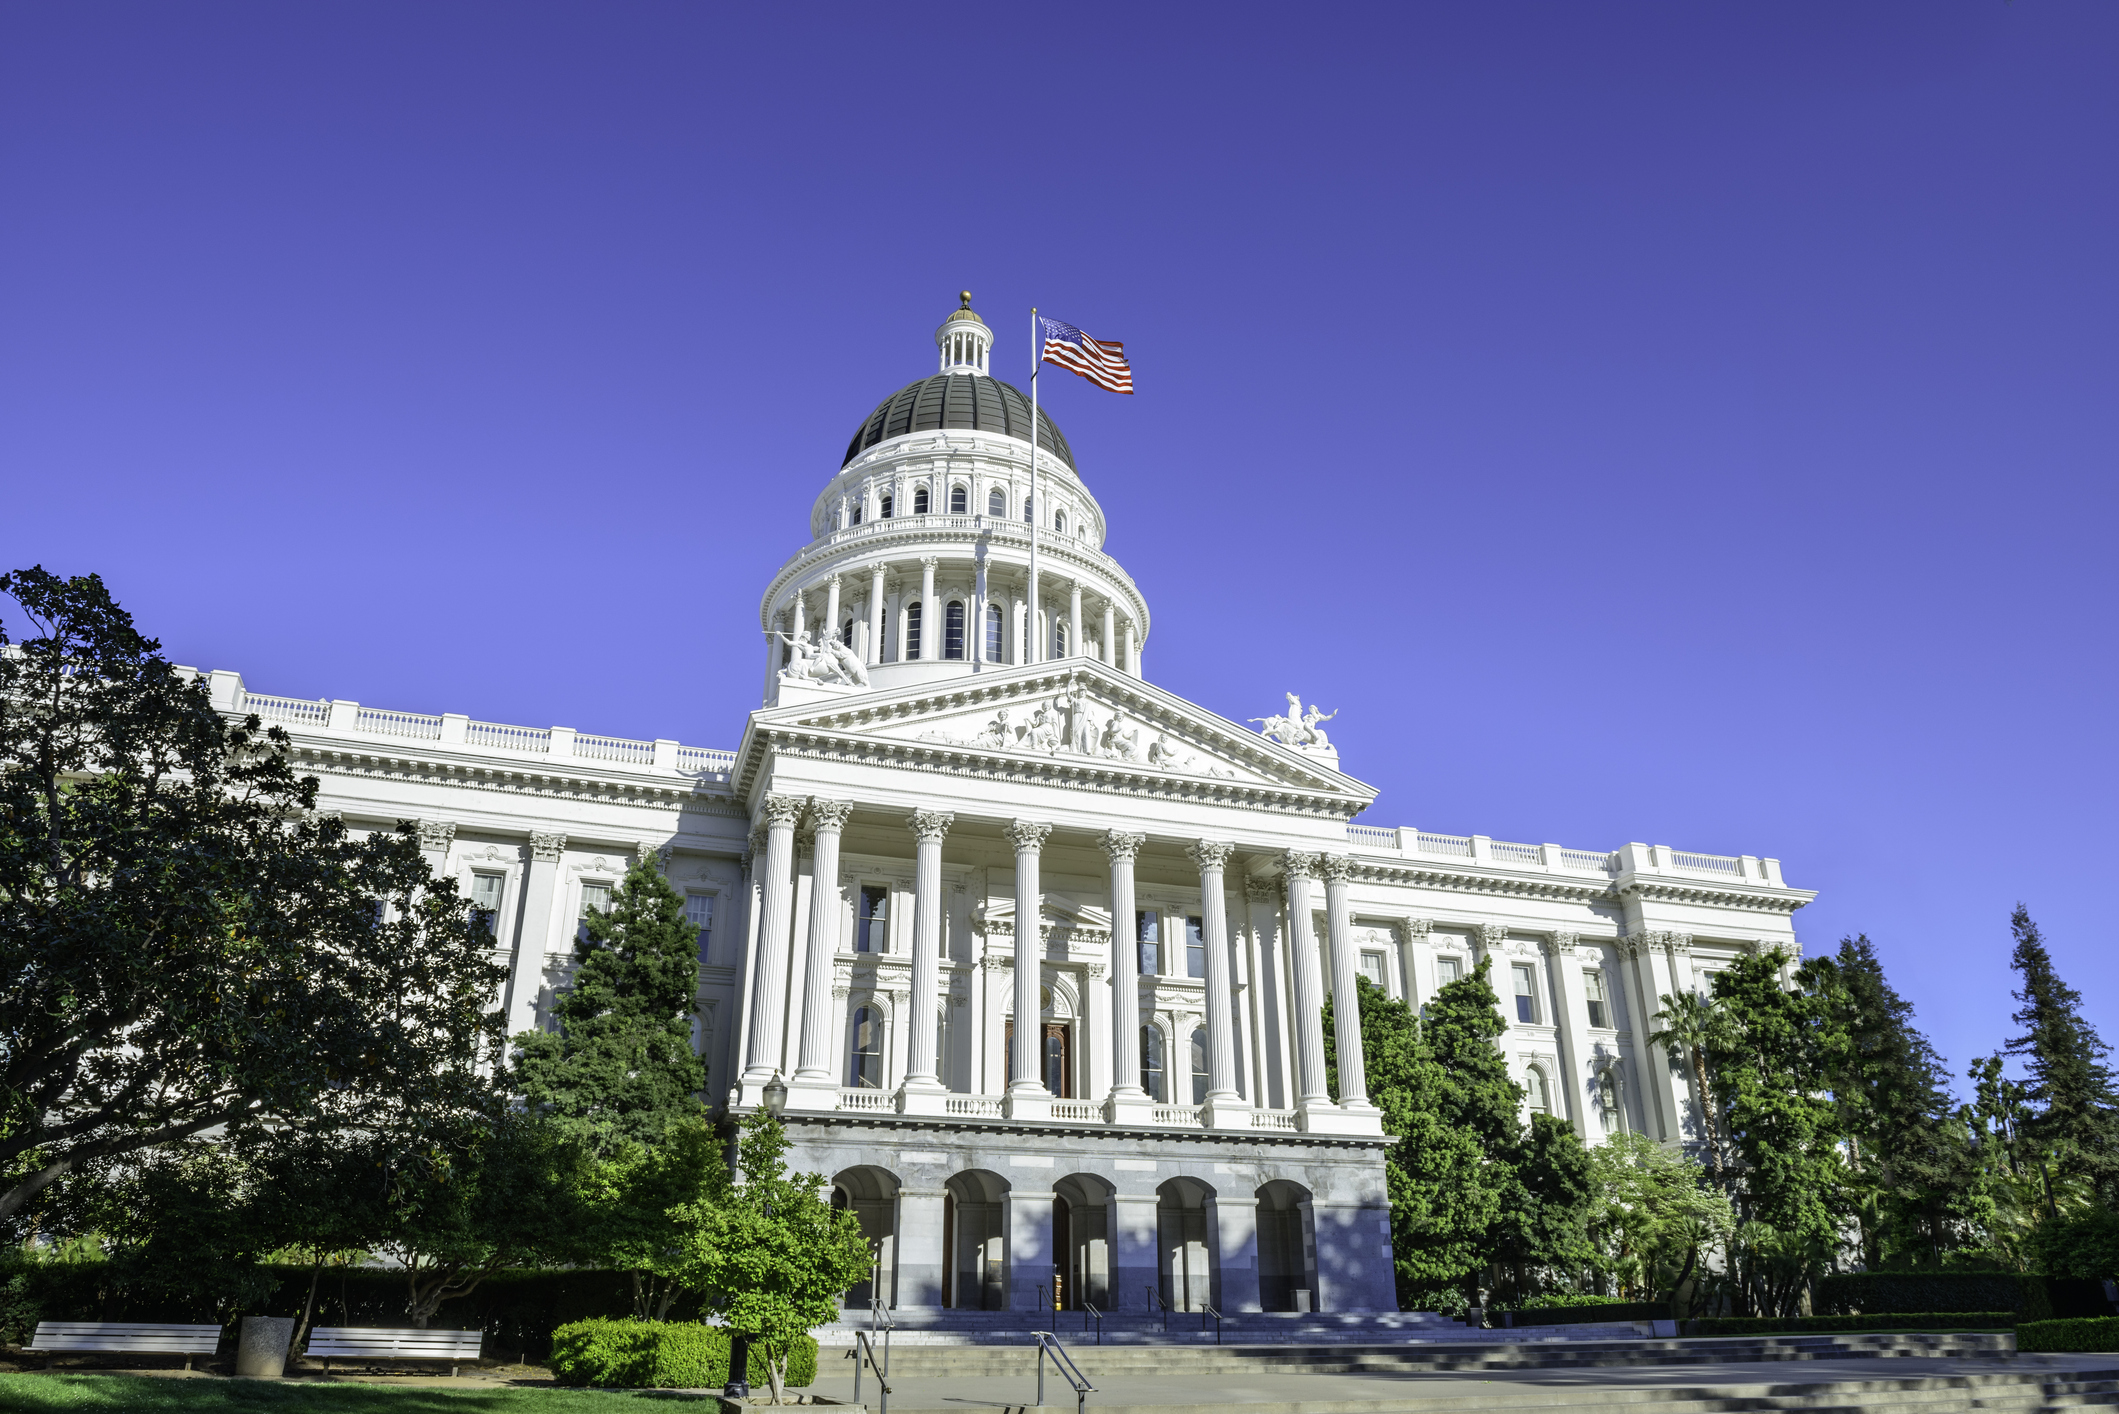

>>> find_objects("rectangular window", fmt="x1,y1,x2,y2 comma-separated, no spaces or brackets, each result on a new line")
1359,951,1387,988
905,602,923,660
684,893,713,954
1583,969,1608,1028
1436,955,1462,987
470,872,505,934
1185,915,1206,979
857,886,889,953
1137,909,1161,976
1512,963,1537,1023
577,882,611,943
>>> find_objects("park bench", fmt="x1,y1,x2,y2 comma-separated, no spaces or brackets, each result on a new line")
25,1321,224,1370
304,1326,484,1377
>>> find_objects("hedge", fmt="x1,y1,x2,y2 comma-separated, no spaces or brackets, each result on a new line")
2018,1317,2119,1353
549,1319,818,1388
1815,1272,2022,1315
1499,1301,1670,1327
1690,1313,2016,1336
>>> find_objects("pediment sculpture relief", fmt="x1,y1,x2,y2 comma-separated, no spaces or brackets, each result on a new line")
917,691,1240,780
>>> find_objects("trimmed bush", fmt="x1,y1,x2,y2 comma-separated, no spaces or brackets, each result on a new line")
548,1318,818,1389
1516,1293,1632,1309
1690,1313,2014,1336
1815,1272,2021,1315
2018,1275,2113,1322
1501,1301,1669,1327
2018,1316,2119,1353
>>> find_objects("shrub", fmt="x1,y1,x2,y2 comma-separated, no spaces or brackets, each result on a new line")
2018,1316,2119,1353
1516,1293,1631,1309
2018,1275,2112,1322
1815,1272,2022,1315
2025,1210,2119,1282
1690,1313,2015,1335
548,1318,817,1389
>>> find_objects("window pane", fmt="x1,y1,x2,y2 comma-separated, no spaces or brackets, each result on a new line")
985,604,1003,661
881,494,893,519
1512,964,1536,1023
950,485,967,513
944,601,966,660
1140,1026,1164,1102
1185,916,1205,979
913,487,929,514
1359,952,1386,987
989,488,1005,516
683,893,713,951
850,1006,882,1088
905,602,922,658
857,885,888,953
577,883,611,942
1190,1028,1208,1104
1137,910,1160,976
471,872,505,911
1437,956,1462,985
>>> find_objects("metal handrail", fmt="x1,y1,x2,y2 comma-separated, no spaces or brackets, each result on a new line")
1037,1282,1056,1333
1033,1330,1096,1414
851,1330,891,1414
1148,1285,1172,1333
1199,1301,1222,1344
869,1296,894,1377
1081,1298,1103,1345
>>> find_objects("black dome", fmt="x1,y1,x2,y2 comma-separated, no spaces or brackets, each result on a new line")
842,374,1076,470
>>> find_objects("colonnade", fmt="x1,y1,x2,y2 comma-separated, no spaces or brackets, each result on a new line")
739,794,1381,1133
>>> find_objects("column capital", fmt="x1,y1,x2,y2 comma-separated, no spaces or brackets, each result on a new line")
417,819,456,852
1185,839,1236,871
1005,819,1053,853
635,840,671,873
1542,929,1580,955
529,831,566,862
759,793,807,829
1244,874,1283,902
920,554,941,571
825,570,841,587
1317,853,1355,884
1476,922,1509,950
907,809,955,843
1395,916,1433,942
1101,829,1146,862
1281,849,1319,878
808,798,855,833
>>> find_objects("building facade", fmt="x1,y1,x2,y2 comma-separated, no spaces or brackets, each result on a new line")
193,296,1813,1316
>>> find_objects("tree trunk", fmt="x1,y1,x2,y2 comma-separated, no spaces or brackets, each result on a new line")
766,1346,787,1405
291,1250,325,1355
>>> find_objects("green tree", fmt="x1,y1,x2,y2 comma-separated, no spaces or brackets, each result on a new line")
670,1113,869,1404
589,1116,728,1320
1649,990,1729,1186
2004,905,2119,1202
1492,1114,1596,1301
512,858,707,1156
0,567,504,1229
92,1142,277,1323
1583,1130,1733,1307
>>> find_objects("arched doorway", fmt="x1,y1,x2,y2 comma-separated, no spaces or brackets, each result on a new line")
1156,1177,1215,1312
943,1170,1010,1310
1255,1180,1317,1312
831,1166,900,1310
1052,1173,1114,1310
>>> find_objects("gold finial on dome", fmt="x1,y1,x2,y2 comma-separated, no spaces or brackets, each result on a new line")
960,290,973,307
943,291,987,328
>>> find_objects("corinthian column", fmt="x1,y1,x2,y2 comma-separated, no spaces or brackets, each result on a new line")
899,809,954,1114
920,556,939,662
1187,840,1247,1127
1319,855,1374,1112
790,799,853,1104
1102,830,1151,1124
742,793,806,1090
1283,851,1329,1109
1005,819,1053,1120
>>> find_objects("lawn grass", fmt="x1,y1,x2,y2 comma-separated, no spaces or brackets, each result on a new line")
0,1373,719,1410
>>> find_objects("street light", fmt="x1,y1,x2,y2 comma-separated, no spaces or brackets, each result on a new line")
762,1071,788,1118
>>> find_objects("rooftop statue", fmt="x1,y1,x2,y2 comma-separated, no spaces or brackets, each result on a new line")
1251,692,1337,751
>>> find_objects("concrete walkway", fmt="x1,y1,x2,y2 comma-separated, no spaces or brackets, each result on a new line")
809,1352,2119,1412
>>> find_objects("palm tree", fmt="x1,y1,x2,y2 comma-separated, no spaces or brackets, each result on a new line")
1651,990,1728,1186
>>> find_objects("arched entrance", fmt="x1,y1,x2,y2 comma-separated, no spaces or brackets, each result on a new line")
831,1166,900,1309
1255,1179,1317,1312
1052,1173,1113,1310
1156,1177,1215,1312
943,1169,1010,1310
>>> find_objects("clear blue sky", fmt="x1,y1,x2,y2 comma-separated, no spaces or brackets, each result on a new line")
4,3,2114,1094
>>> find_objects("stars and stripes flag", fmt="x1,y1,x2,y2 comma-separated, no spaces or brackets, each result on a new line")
1038,315,1134,394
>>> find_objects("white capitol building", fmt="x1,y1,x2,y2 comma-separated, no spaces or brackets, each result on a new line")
195,296,1813,1316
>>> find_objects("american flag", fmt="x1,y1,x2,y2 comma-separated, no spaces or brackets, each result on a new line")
1039,315,1134,394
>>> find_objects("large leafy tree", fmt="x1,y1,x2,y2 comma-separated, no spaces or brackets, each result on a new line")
671,1113,869,1404
1582,1130,1733,1306
0,567,503,1228
2004,905,2119,1200
1649,990,1729,1185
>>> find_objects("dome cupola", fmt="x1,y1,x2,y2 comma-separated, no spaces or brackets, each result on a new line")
937,291,991,374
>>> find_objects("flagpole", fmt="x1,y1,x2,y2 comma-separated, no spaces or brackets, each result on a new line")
1028,306,1041,665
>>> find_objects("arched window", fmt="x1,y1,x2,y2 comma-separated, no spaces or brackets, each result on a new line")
913,486,930,515
905,602,923,660
1526,1067,1551,1117
880,493,894,520
1023,495,1034,524
984,603,1004,661
850,501,864,526
944,601,966,660
848,1006,883,1088
1054,510,1067,534
1053,618,1068,658
1141,1026,1166,1102
988,488,1005,516
949,484,967,514
1190,1027,1209,1105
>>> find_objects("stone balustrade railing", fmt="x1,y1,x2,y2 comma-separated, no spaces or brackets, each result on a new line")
1342,823,1786,888
197,670,736,785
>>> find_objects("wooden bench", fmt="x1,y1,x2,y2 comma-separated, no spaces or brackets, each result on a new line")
304,1326,484,1377
25,1321,224,1370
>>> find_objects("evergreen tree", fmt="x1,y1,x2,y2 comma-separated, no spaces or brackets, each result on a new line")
512,858,707,1156
1492,1114,1596,1300
2004,905,2119,1198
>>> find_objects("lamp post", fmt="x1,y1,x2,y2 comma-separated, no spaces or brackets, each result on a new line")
726,1074,789,1399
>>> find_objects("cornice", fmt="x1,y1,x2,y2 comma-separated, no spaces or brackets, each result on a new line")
1617,877,1815,915
291,744,745,816
1341,857,1812,915
768,1108,1395,1151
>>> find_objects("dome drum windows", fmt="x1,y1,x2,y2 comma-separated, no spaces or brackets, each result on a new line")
944,600,966,661
988,488,1005,516
913,487,929,515
949,484,967,514
880,493,894,520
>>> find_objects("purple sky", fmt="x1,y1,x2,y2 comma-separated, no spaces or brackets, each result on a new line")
5,3,2114,1094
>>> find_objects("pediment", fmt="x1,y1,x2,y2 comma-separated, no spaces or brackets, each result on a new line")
742,659,1374,807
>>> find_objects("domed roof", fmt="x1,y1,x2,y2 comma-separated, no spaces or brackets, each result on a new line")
842,373,1076,470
